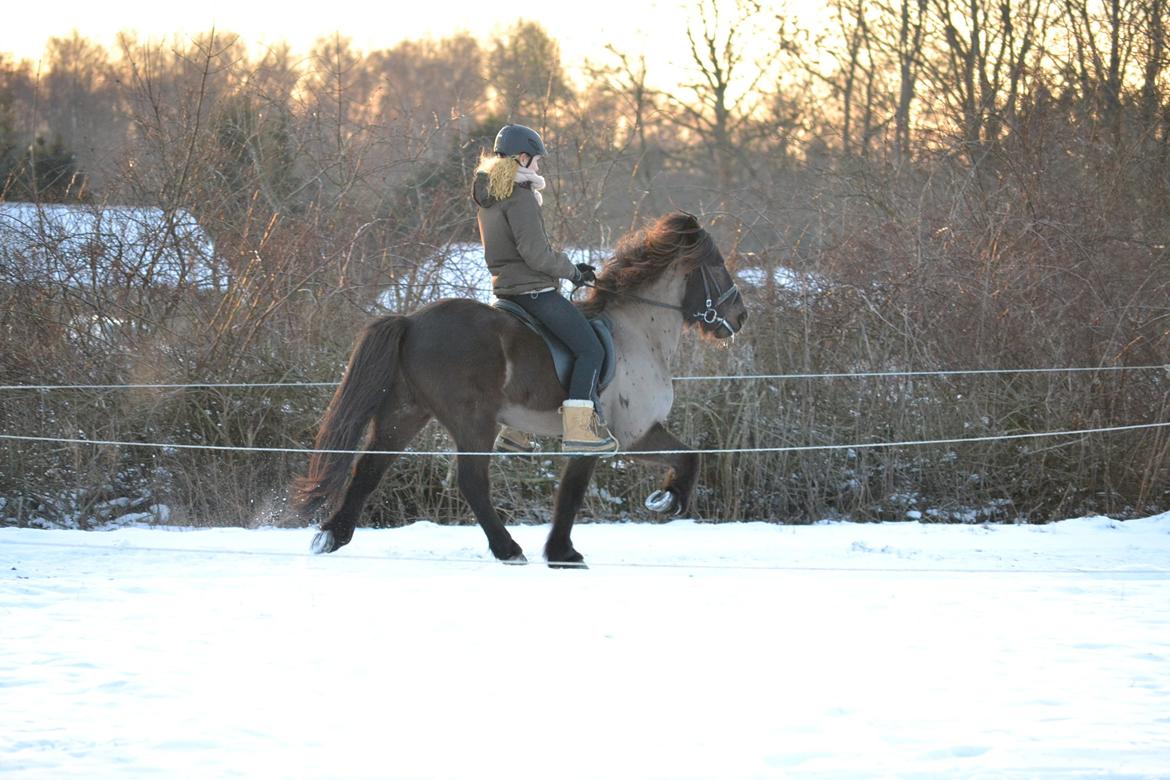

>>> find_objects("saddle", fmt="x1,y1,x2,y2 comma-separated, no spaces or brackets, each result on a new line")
494,299,617,402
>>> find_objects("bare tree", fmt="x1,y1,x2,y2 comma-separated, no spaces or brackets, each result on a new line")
583,46,666,221
488,21,568,122
1060,0,1135,146
369,34,486,132
1138,0,1167,139
887,0,929,164
669,0,779,198
41,34,122,154
924,0,1046,160
827,0,881,157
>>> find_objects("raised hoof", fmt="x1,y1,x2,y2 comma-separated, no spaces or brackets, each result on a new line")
310,529,338,554
645,489,682,516
546,547,588,570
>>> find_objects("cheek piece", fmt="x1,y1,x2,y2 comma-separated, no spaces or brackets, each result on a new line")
691,264,742,335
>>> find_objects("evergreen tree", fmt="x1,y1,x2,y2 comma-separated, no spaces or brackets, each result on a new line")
3,135,86,202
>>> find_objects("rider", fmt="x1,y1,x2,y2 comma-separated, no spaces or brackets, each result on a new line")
472,123,619,455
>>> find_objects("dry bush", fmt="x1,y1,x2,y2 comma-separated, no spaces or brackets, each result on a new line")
3,14,1169,528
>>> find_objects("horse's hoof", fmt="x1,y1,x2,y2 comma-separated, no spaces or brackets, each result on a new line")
548,559,589,570
310,529,337,554
491,538,527,564
645,489,680,515
546,547,588,570
502,551,528,565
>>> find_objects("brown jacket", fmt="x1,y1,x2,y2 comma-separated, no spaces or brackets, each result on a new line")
472,171,579,296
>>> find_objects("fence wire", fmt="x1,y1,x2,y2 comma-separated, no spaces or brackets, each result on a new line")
2,420,1168,458
0,363,1167,392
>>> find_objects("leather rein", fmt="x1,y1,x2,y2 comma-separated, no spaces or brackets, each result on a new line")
578,264,742,335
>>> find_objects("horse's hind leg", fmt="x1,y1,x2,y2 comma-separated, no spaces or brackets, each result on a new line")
629,422,699,517
456,453,525,562
449,423,525,563
312,406,430,554
546,456,598,568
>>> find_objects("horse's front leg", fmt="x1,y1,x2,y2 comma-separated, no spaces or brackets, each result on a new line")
628,422,699,517
546,456,599,569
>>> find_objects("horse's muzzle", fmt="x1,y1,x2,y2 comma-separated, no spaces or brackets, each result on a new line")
714,308,747,338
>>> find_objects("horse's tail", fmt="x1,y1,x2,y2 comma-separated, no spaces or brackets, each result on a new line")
293,315,410,517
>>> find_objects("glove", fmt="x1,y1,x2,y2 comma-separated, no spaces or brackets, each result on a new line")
574,263,597,284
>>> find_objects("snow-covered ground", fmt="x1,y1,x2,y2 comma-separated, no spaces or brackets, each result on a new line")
3,516,1169,779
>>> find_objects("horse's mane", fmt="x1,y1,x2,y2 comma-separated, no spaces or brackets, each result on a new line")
578,211,715,317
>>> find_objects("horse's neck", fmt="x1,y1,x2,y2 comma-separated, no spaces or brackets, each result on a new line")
606,267,686,367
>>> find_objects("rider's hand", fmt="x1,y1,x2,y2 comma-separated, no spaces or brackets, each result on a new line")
574,263,597,284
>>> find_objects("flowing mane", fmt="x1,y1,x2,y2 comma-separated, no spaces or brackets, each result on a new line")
578,212,716,317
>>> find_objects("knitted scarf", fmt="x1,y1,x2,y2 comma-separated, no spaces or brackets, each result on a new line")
478,155,547,206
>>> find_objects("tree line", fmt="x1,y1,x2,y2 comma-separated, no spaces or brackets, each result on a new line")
1,0,1167,528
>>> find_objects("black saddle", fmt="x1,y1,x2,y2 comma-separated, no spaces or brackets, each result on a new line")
494,299,617,401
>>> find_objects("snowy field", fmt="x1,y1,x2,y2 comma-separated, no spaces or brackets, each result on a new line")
3,516,1170,779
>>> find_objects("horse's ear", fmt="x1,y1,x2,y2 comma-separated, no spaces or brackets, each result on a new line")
678,210,700,230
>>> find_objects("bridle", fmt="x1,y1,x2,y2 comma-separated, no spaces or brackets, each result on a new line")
693,263,743,335
578,262,742,335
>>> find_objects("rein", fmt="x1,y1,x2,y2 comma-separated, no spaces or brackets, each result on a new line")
578,264,742,335
577,281,685,313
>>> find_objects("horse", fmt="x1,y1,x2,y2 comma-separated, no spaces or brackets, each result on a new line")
293,211,748,567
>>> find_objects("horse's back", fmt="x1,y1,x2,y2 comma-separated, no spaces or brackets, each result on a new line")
402,298,503,366
406,298,522,354
402,298,564,412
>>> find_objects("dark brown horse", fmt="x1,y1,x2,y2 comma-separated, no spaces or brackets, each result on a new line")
294,212,747,567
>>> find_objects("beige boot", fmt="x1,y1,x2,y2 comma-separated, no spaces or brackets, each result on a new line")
494,425,537,453
561,399,619,455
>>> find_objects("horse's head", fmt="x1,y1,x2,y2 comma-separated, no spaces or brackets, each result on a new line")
583,212,748,338
671,213,748,339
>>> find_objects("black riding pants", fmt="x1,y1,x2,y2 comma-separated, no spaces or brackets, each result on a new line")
501,289,603,402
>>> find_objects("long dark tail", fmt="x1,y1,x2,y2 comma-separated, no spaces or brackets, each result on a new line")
294,315,410,517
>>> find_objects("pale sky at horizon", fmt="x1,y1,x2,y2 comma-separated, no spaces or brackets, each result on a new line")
2,0,829,91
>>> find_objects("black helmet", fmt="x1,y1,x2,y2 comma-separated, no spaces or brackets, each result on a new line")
493,124,547,157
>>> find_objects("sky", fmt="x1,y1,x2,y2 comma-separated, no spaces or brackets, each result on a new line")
1,0,828,89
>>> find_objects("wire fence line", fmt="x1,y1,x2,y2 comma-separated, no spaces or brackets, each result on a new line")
1,364,1167,392
2,421,1168,459
4,537,1168,576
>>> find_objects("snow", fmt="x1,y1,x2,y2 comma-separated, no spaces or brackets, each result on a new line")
375,243,612,308
3,515,1169,778
0,202,220,290
736,263,823,293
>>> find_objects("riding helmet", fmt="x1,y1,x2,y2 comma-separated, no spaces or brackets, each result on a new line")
493,124,547,157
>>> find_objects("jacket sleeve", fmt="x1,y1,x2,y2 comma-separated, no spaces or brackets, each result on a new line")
504,190,579,281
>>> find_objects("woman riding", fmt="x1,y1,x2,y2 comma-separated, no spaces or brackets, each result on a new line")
472,123,619,455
